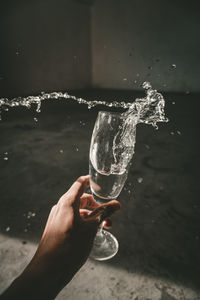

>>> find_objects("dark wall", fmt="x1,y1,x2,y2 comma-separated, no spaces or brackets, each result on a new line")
92,0,200,92
1,0,199,96
0,0,91,97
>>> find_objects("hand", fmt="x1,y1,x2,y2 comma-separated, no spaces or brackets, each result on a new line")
1,175,120,300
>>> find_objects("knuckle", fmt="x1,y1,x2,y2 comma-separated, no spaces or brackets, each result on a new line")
50,204,57,212
59,195,65,203
77,176,84,183
59,194,71,206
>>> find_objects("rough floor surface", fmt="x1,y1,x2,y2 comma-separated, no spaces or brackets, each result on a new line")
0,90,200,299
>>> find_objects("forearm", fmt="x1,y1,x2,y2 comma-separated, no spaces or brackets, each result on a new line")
0,260,76,300
0,271,60,300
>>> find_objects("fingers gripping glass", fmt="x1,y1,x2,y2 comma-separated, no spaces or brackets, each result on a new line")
89,111,137,260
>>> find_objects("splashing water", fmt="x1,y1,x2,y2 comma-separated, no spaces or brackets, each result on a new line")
0,81,168,125
0,81,168,169
0,91,130,121
109,82,168,173
0,81,168,175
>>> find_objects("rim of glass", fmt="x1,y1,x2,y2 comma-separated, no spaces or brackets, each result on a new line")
97,110,125,119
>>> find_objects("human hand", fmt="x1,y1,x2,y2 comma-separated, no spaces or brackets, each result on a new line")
1,175,120,300
31,175,120,274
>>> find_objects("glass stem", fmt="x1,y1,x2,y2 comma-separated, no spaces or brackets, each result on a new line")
94,222,106,246
98,222,104,235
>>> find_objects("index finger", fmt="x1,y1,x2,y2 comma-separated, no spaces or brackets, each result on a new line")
68,175,90,199
59,175,90,208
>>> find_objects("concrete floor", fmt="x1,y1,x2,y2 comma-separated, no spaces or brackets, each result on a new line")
0,90,200,299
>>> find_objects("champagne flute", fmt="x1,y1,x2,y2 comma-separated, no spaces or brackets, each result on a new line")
89,110,137,260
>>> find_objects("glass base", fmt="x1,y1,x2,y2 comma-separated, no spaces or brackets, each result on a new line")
90,229,119,261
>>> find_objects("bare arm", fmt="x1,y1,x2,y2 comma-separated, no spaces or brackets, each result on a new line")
1,175,120,300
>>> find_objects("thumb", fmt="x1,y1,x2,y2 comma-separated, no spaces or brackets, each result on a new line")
85,200,121,223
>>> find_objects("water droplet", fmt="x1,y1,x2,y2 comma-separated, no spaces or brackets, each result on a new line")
127,190,131,194
59,149,64,154
137,177,143,183
177,130,181,135
185,90,190,95
145,144,150,150
26,211,36,218
34,117,38,122
24,228,28,232
16,51,20,55
76,147,79,152
5,226,10,232
4,157,8,161
79,121,85,126
123,78,127,81
36,102,41,113
134,80,137,84
172,101,176,105
171,64,176,69
136,73,140,77
170,131,175,135
142,82,151,89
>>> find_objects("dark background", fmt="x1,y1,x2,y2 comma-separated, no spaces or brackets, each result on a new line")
0,0,200,295
1,0,200,95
